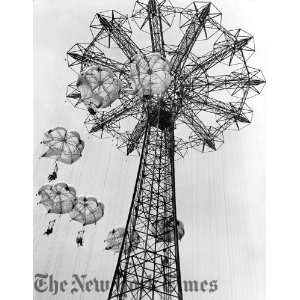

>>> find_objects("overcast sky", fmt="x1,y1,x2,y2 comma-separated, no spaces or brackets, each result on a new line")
33,1,266,299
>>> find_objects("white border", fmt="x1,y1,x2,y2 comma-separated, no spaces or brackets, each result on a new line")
1,0,300,299
0,0,33,298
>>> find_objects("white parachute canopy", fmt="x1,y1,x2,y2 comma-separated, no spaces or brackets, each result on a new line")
69,196,104,226
41,127,85,165
129,52,172,96
150,219,185,242
76,65,121,110
37,182,76,214
105,227,140,254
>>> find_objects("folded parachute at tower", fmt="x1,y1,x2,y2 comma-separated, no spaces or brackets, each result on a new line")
76,66,121,111
104,227,140,254
129,52,171,96
150,219,185,242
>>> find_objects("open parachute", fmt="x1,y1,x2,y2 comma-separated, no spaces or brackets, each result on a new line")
37,182,77,235
37,182,76,214
70,196,104,225
76,65,121,112
129,52,171,96
40,127,85,181
37,187,105,246
104,227,140,254
70,196,105,247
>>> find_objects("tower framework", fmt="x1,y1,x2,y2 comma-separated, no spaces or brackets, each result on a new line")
66,1,265,299
109,114,182,299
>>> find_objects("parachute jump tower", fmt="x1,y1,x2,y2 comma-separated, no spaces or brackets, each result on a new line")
66,0,265,299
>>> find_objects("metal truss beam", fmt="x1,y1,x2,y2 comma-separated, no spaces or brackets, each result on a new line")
190,95,251,122
147,0,166,56
127,114,147,155
204,72,265,94
170,3,211,74
186,37,252,79
96,13,143,58
179,107,216,151
67,44,125,73
88,98,140,133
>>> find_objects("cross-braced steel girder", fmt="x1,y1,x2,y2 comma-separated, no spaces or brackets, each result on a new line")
170,3,211,75
96,13,142,59
147,0,166,56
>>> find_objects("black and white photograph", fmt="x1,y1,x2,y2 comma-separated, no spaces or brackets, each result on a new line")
7,0,300,298
32,1,267,299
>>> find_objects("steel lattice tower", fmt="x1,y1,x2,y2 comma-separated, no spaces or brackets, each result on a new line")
66,1,265,299
109,118,182,299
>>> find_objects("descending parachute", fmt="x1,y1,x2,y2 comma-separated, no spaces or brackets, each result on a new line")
37,182,76,214
41,127,85,164
129,52,171,96
70,196,104,225
40,127,85,181
37,182,77,235
69,196,104,247
37,187,104,246
104,227,140,254
76,65,121,112
151,219,185,242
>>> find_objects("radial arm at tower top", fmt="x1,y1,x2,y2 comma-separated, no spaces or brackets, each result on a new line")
185,37,252,80
67,44,125,73
147,0,166,56
170,3,211,75
127,114,148,155
96,13,143,59
88,98,140,134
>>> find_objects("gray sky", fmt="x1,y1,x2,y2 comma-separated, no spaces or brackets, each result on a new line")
34,1,266,299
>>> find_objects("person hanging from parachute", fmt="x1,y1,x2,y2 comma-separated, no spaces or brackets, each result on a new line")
37,182,77,236
48,162,58,181
43,220,56,236
69,196,104,247
76,230,85,247
40,127,85,181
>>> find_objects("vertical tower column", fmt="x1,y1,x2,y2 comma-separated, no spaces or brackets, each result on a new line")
108,117,183,299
